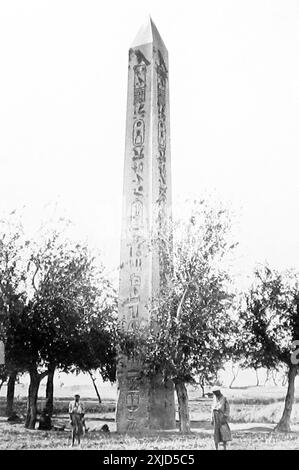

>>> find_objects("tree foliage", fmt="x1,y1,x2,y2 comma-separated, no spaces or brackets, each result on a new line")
238,265,299,431
238,266,299,369
0,213,117,428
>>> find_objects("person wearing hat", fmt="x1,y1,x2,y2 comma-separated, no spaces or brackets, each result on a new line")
210,386,231,450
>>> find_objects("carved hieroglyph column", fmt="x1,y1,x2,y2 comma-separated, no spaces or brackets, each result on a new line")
116,18,176,433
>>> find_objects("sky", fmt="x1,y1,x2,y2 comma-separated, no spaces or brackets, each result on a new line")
0,0,299,287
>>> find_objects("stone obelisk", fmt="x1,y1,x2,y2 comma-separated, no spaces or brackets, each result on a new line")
116,17,176,432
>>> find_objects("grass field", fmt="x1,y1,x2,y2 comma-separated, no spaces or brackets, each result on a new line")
1,417,299,450
1,385,299,450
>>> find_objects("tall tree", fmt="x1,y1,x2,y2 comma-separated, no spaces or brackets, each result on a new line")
0,212,28,418
3,218,116,428
1,212,117,428
119,199,237,433
25,226,116,428
238,266,299,432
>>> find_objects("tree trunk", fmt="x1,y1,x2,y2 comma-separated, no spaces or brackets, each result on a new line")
88,370,102,404
229,364,239,389
255,368,260,386
275,365,297,432
264,369,270,386
25,368,45,429
175,381,191,433
6,370,17,418
45,364,55,417
281,374,287,387
272,370,278,386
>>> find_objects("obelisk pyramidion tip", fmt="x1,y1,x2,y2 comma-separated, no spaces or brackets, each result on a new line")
130,16,167,50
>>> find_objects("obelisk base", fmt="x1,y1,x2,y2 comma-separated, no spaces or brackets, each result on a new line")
116,366,176,433
148,376,176,430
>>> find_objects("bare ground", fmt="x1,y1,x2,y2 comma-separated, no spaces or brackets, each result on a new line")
1,386,299,449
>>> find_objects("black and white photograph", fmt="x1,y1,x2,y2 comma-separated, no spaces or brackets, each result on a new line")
0,0,299,455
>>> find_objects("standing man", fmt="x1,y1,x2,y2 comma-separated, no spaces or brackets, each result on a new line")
210,386,232,450
69,394,85,446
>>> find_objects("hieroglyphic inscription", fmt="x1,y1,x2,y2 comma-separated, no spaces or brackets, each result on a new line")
127,302,139,331
131,200,143,229
127,418,137,431
133,119,145,146
156,50,168,208
126,387,139,431
126,390,140,411
156,50,169,289
129,49,148,300
125,50,150,425
134,64,146,105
